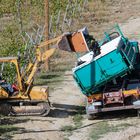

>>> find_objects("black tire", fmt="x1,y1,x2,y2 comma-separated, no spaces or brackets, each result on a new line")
87,114,97,120
0,103,12,116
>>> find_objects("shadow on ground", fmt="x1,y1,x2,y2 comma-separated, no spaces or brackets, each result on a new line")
49,103,85,118
95,109,138,120
50,103,138,119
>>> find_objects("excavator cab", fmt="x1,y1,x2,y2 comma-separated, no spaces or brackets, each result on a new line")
0,57,21,97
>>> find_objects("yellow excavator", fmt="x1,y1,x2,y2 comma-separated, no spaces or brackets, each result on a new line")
0,36,61,116
0,28,89,116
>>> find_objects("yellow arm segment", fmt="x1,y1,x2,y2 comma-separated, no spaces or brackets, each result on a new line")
25,36,61,86
0,36,61,93
26,48,56,85
38,36,62,48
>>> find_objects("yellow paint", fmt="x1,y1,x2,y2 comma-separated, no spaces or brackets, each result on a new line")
88,93,103,100
29,86,49,100
0,87,8,98
38,36,62,48
123,89,139,96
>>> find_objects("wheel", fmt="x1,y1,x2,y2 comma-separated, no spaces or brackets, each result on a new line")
38,102,51,117
87,113,97,120
0,103,12,116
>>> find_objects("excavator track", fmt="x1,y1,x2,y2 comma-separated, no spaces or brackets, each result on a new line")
0,100,50,116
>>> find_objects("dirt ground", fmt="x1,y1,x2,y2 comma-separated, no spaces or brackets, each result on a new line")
5,1,140,140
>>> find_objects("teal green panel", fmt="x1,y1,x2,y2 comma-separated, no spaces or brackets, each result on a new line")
74,50,129,94
97,51,127,77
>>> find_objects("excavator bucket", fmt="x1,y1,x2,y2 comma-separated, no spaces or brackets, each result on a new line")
57,27,90,52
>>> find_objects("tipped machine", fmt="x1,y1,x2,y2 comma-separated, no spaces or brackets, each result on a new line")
72,24,140,119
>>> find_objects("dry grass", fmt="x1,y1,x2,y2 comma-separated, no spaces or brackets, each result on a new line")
80,0,140,39
89,121,133,140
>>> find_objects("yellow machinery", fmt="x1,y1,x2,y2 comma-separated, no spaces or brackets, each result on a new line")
0,36,63,116
0,28,90,116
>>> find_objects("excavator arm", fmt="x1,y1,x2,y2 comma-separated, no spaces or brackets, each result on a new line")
24,35,63,87
23,28,90,93
26,48,56,85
